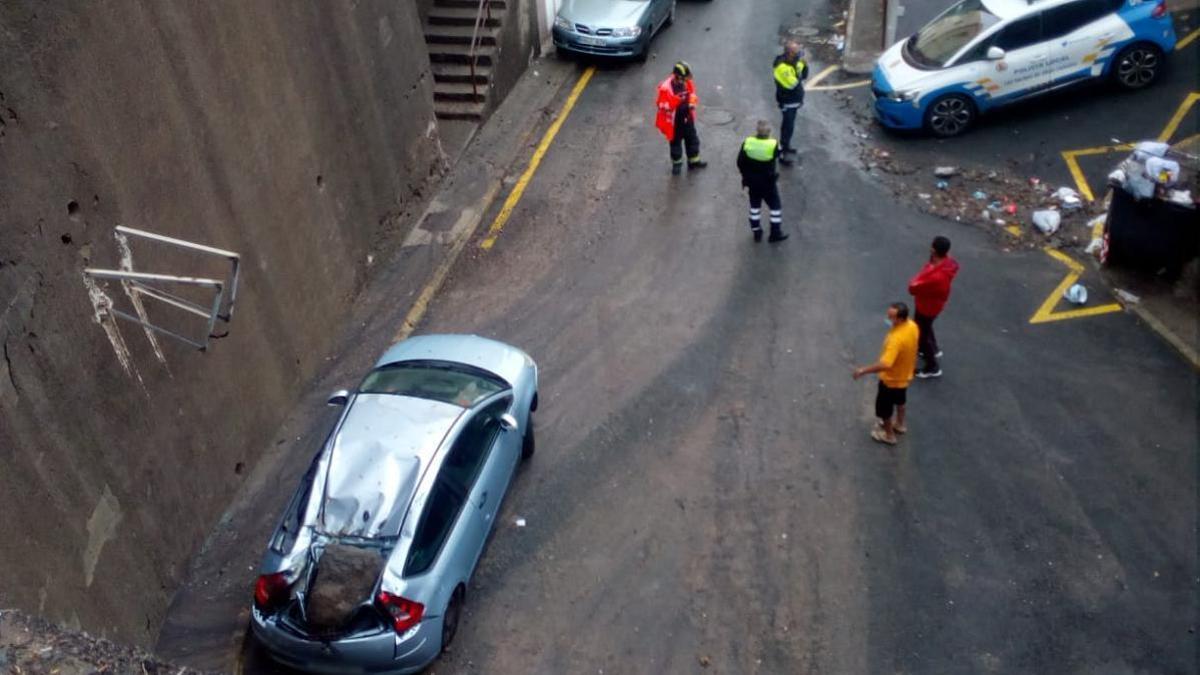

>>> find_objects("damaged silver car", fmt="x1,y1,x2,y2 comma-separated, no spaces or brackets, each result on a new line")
250,334,538,674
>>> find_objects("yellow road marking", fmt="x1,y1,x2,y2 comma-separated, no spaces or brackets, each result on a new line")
806,65,839,88
1030,248,1123,324
1157,92,1199,142
1176,26,1200,51
805,65,872,91
479,66,595,251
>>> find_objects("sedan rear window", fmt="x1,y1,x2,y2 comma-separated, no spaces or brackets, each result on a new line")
358,361,506,408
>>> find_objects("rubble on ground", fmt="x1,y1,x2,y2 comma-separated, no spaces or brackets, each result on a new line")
0,609,210,675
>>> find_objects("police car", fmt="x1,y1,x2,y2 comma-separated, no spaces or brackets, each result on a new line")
872,0,1177,136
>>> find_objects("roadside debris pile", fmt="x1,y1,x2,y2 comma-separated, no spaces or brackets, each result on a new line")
861,147,1105,248
0,609,208,674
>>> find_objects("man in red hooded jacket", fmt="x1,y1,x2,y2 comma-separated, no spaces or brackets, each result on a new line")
908,236,959,378
656,61,708,175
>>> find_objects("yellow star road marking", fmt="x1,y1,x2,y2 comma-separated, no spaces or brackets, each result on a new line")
1030,249,1123,324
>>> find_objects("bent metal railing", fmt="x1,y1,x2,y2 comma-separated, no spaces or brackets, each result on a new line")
468,0,496,101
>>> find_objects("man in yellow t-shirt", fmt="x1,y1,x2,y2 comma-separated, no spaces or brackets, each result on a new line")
852,302,920,445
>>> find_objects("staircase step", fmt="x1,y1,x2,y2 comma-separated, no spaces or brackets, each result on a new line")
425,25,499,45
428,43,496,65
434,0,508,10
428,6,504,27
431,61,493,84
435,100,488,121
434,81,490,102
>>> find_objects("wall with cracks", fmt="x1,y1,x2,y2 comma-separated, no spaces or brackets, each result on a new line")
0,1,447,644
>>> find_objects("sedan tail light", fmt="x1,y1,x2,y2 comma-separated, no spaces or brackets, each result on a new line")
1151,1,1167,18
253,572,292,610
376,591,424,633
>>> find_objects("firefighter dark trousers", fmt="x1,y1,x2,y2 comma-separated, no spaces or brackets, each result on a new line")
747,183,783,234
670,121,702,165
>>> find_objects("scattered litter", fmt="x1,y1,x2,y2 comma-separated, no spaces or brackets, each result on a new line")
934,166,958,177
1003,203,1018,215
994,219,1006,226
1133,140,1169,159
699,655,712,668
1084,237,1103,255
988,200,1002,210
1166,189,1193,206
1028,177,1041,187
936,180,949,190
918,193,932,200
1032,209,1061,234
1063,283,1088,305
1115,289,1141,304
514,517,526,527
1087,213,1107,231
1053,186,1083,209
972,190,988,200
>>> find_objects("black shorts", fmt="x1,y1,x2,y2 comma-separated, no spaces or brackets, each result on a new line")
875,382,908,420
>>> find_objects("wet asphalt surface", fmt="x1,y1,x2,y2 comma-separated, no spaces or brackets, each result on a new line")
237,0,1197,673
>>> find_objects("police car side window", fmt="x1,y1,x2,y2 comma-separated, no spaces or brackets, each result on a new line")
993,15,1043,51
1042,0,1112,39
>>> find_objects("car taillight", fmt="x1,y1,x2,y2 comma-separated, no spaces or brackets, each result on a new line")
376,591,424,633
1151,1,1166,18
253,572,291,610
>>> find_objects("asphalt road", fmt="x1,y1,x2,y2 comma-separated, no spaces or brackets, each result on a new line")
232,0,1197,673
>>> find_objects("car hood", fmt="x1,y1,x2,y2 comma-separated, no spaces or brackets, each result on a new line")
377,334,532,389
318,394,464,538
558,0,648,27
874,39,945,98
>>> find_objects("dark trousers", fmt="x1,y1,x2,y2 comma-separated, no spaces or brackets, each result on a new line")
779,104,800,152
670,121,701,164
747,183,782,232
915,311,939,371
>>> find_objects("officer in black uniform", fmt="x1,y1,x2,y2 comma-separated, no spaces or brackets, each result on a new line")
736,120,789,243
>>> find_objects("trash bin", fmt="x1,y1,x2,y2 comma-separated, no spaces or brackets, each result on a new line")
1102,139,1198,279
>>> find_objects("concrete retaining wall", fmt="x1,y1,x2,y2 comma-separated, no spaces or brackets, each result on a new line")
0,0,445,644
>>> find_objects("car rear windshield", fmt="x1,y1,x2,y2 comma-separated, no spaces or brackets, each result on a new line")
358,361,507,408
907,0,1001,68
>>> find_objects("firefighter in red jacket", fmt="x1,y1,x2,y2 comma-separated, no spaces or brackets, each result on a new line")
908,236,960,378
656,61,708,175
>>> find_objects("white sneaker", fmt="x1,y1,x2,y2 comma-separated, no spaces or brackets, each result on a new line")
916,369,942,379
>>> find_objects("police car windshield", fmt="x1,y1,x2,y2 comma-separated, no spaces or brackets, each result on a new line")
908,0,1000,68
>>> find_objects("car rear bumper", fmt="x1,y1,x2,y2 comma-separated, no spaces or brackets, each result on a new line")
552,27,645,57
251,608,440,675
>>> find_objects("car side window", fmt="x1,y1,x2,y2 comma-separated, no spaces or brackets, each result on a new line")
992,14,1043,51
1042,0,1112,39
403,395,512,576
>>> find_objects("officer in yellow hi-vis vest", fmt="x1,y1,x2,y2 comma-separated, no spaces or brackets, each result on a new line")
773,41,808,166
736,120,788,243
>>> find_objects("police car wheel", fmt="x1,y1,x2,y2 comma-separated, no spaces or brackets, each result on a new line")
925,94,975,138
1113,44,1162,90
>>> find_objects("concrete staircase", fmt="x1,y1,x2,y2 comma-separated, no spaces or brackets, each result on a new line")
425,0,507,121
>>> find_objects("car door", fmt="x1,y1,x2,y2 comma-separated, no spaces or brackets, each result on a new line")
959,13,1050,102
1041,0,1122,85
464,396,520,551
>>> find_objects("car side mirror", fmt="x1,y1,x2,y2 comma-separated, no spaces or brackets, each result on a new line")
498,413,519,432
987,46,1006,60
327,390,350,407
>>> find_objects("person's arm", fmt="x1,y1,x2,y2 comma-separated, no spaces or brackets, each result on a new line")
853,338,898,379
799,62,809,81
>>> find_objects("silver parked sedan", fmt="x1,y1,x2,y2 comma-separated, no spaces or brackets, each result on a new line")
552,0,678,61
250,334,538,674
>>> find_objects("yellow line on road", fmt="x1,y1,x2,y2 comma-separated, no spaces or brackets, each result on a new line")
1157,91,1199,142
805,64,839,88
1029,248,1123,324
1176,27,1200,51
804,65,872,91
479,66,596,251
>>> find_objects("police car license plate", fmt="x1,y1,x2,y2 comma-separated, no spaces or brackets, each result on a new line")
578,36,606,47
